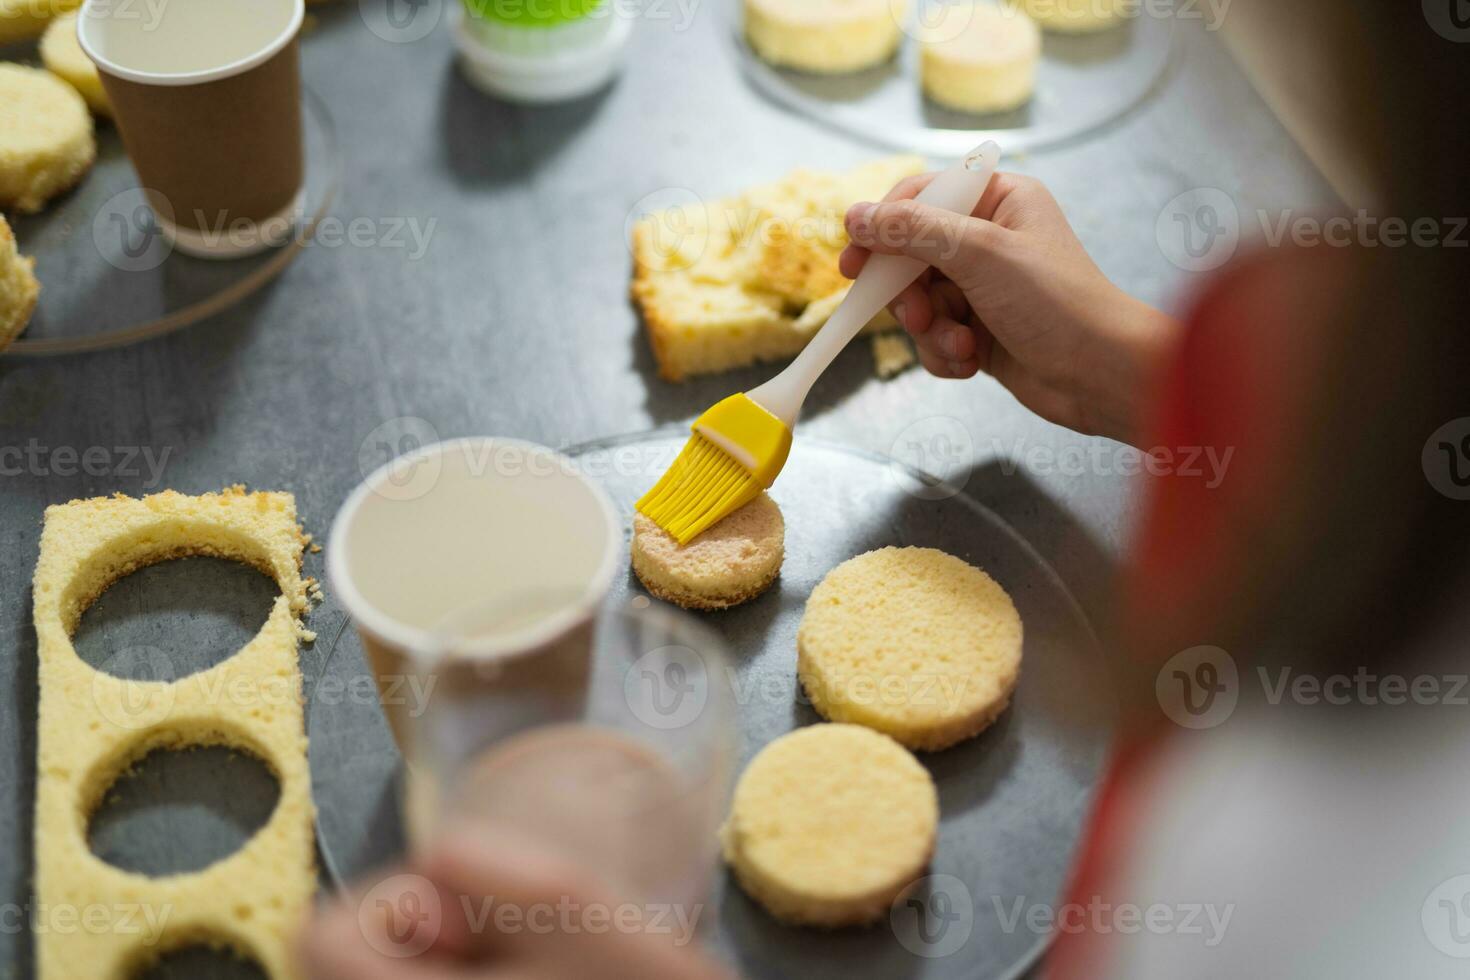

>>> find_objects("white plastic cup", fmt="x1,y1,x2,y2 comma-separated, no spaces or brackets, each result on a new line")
327,438,622,747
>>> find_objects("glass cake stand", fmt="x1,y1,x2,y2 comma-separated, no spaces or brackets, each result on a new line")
730,0,1178,158
308,431,1114,980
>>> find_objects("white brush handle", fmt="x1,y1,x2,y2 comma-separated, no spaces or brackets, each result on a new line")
747,141,1002,427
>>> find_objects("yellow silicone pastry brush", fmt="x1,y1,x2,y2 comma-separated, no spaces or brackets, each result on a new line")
638,141,1002,544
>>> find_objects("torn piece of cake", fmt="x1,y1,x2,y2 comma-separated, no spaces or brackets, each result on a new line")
32,487,316,980
0,215,40,351
632,155,925,381
872,331,917,379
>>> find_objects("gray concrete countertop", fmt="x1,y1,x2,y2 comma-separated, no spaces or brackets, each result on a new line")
0,5,1333,976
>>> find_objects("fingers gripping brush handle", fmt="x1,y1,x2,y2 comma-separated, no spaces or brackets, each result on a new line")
746,140,1002,427
638,141,1002,545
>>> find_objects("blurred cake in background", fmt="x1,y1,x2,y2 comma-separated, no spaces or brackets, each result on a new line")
41,12,112,117
1009,0,1125,33
745,0,909,75
0,216,40,351
920,2,1041,114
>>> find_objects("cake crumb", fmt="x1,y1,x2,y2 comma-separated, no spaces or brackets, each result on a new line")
873,332,916,379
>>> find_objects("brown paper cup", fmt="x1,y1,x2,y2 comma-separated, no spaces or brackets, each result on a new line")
77,0,305,260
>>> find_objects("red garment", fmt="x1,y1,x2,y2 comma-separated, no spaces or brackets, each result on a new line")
1045,245,1341,977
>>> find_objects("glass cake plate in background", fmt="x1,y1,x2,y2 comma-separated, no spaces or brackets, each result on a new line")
0,87,341,357
730,0,1178,157
309,431,1114,980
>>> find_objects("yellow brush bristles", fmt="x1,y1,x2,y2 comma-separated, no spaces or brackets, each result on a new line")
637,435,763,546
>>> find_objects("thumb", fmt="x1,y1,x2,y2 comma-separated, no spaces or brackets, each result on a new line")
845,199,1008,285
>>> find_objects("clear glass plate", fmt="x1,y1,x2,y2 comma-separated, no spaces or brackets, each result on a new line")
308,432,1113,980
731,0,1177,157
1,87,341,357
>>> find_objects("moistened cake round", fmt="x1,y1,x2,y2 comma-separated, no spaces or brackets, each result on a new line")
0,64,96,215
798,547,1023,751
721,724,938,927
632,492,784,610
919,3,1041,115
1010,0,1123,33
745,0,908,75
0,216,40,352
42,13,112,117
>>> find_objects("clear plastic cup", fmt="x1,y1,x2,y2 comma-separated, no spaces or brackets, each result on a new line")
403,595,737,910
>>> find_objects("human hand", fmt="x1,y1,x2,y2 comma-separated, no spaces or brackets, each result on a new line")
841,172,1181,445
299,830,732,980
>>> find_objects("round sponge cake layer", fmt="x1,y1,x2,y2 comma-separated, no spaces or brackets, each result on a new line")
42,13,112,117
0,64,96,214
721,724,938,926
632,493,784,610
1011,0,1124,33
798,546,1022,751
920,3,1041,115
745,0,908,75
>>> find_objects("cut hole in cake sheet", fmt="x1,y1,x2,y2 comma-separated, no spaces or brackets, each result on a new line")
74,556,282,683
